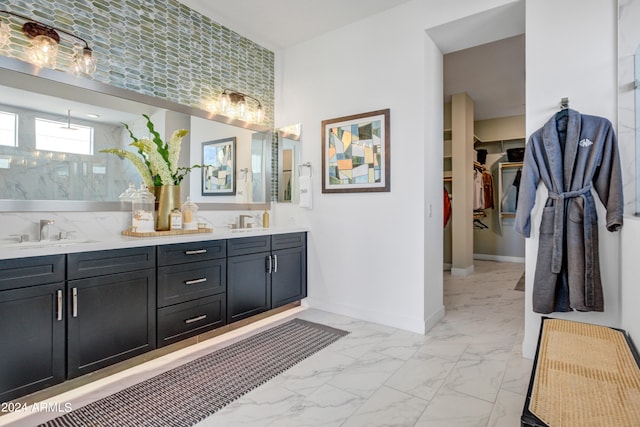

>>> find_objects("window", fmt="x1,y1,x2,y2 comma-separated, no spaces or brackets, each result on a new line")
0,111,17,147
35,118,94,155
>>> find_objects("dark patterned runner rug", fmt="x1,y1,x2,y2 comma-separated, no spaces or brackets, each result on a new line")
41,319,348,427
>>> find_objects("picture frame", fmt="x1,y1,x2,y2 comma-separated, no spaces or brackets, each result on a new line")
201,137,236,196
321,108,390,193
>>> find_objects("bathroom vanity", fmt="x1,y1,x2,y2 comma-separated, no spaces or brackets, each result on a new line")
0,229,307,403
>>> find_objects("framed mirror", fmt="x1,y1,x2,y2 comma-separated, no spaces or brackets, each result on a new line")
0,56,271,211
277,124,301,203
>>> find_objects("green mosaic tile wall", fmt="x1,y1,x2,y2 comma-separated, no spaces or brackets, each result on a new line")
1,0,275,128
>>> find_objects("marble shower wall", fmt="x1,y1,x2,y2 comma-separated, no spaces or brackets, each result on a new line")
0,104,140,201
618,0,640,214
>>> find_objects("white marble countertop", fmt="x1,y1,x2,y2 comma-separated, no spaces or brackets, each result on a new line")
0,226,308,260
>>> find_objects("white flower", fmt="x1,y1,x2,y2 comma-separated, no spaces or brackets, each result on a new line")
101,115,200,186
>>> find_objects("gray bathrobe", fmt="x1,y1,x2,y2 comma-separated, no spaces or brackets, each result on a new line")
514,109,623,314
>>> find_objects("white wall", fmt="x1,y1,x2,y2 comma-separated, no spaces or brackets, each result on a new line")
275,0,520,333
522,0,620,358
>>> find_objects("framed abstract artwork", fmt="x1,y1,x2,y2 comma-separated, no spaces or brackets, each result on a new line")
321,109,390,193
202,137,236,196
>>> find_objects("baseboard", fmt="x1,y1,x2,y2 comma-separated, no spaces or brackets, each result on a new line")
443,263,452,271
304,297,427,334
424,305,445,333
473,253,525,263
451,265,474,276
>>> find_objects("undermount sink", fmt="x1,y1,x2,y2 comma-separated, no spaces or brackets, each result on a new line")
1,239,100,250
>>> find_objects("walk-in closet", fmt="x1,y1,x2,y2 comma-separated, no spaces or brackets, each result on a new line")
442,34,526,275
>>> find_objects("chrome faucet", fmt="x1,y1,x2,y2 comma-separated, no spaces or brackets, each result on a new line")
39,219,55,241
239,215,252,229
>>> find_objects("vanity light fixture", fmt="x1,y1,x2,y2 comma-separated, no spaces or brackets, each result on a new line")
0,10,97,75
218,89,264,123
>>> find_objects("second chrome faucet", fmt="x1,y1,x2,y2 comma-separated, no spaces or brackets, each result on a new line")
39,219,55,241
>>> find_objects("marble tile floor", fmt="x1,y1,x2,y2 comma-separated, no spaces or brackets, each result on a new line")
2,260,530,427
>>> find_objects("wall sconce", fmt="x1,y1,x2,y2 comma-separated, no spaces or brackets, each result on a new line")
218,89,264,123
0,10,97,75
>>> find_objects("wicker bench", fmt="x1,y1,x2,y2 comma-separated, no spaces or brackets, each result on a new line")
521,318,640,427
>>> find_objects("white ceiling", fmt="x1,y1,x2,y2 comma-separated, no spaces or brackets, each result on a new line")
179,0,525,120
176,0,413,50
1,2,524,123
444,34,525,120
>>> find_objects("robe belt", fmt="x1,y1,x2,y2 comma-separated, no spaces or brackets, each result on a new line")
548,185,596,306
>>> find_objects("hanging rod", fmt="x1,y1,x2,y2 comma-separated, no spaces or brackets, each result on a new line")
298,162,312,177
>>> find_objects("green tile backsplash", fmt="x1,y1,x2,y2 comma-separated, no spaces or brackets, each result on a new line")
1,0,275,127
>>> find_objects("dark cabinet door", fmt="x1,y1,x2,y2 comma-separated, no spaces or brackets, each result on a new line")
0,283,65,402
272,246,307,308
227,252,271,323
67,269,156,379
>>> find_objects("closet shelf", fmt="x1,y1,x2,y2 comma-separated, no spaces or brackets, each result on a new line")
501,162,524,169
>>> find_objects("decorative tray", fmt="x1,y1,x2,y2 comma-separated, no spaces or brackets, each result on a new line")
121,228,213,237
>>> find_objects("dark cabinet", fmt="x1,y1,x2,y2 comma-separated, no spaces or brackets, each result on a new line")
227,233,307,323
0,280,65,402
66,269,156,378
156,241,227,347
272,245,307,308
0,231,306,401
67,247,156,379
227,251,271,323
271,233,307,308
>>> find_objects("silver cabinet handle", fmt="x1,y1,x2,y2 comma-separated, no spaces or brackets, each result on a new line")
267,255,272,274
185,314,207,324
273,254,278,273
56,290,63,321
185,277,207,285
185,249,207,255
72,287,78,318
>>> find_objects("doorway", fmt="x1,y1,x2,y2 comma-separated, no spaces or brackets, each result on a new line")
443,34,526,276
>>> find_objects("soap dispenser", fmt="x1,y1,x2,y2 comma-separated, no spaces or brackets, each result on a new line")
262,209,270,228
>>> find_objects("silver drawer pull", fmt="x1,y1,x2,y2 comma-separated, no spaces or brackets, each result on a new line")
185,249,207,255
185,314,207,324
273,254,278,273
72,287,78,318
185,278,207,285
56,290,63,321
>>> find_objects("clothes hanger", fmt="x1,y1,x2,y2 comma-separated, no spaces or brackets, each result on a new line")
556,97,569,120
473,218,489,229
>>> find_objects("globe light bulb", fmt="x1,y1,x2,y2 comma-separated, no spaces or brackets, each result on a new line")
27,34,58,68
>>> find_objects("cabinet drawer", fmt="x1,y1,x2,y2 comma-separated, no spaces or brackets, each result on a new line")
157,294,226,347
157,240,226,266
67,246,155,280
227,235,271,256
157,259,226,307
0,255,65,291
272,232,306,250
